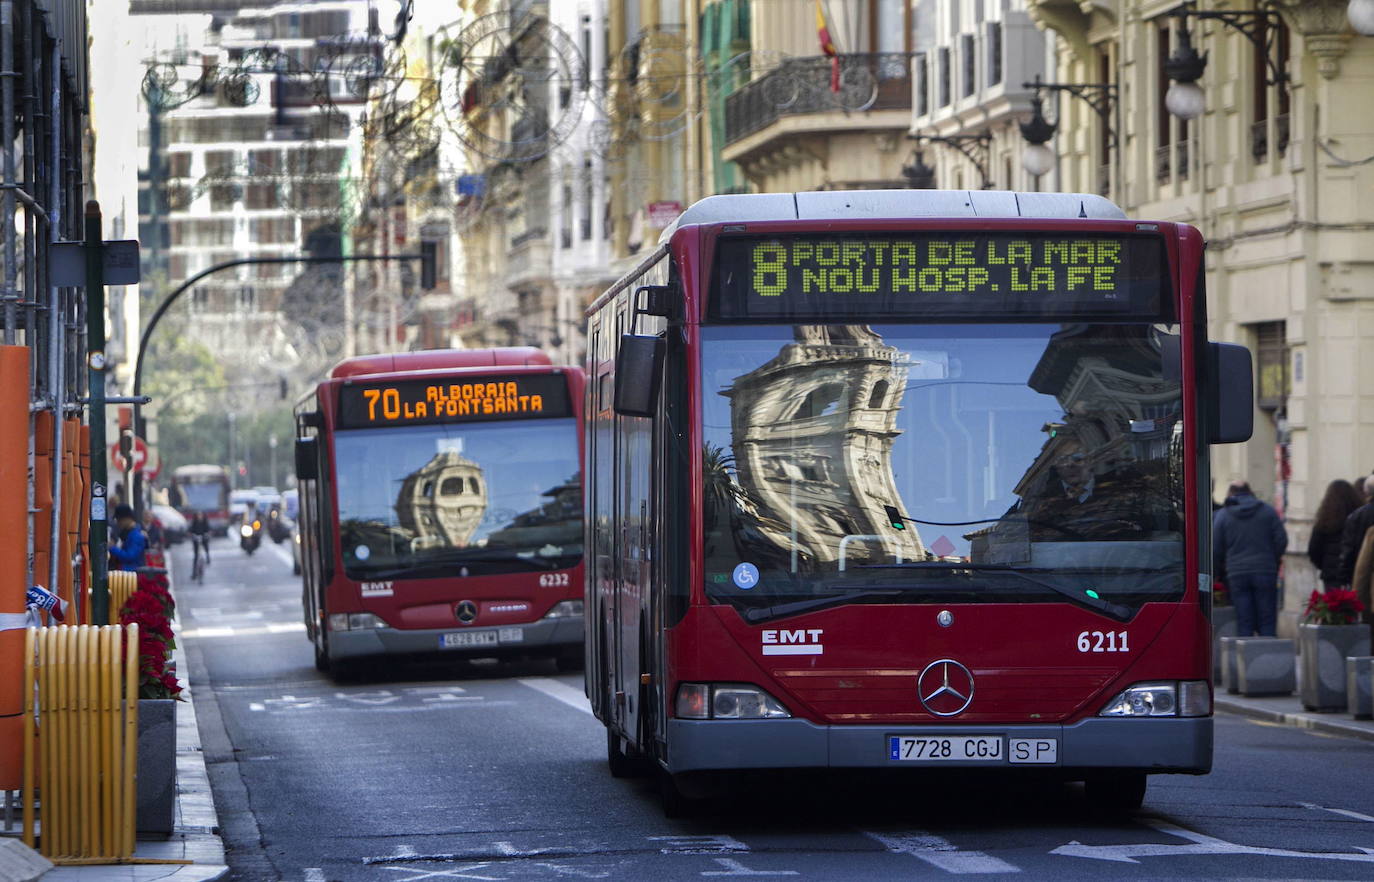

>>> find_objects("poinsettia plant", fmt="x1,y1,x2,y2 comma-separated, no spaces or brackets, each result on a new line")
119,571,183,700
1302,588,1366,626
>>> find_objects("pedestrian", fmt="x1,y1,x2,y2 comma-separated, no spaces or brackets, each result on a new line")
143,509,165,550
1213,481,1288,637
1338,471,1374,587
1306,479,1363,591
1353,521,1374,628
108,503,148,571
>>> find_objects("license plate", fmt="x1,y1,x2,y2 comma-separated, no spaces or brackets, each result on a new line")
497,628,523,644
440,630,499,649
1009,738,1058,764
889,735,1004,762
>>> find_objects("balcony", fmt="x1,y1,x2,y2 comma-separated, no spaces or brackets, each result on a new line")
723,53,912,147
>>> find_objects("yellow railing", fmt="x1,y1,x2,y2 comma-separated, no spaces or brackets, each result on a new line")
106,571,138,619
23,624,138,862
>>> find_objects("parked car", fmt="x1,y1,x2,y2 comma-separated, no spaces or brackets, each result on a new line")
151,504,188,544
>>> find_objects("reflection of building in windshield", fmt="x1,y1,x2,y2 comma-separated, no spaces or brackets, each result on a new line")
976,325,1182,559
394,451,488,549
721,325,926,569
485,475,583,553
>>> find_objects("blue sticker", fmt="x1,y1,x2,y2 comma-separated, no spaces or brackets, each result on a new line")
732,562,760,590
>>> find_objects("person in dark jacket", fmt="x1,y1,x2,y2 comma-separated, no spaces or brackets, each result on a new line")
108,503,148,571
1338,471,1374,586
1213,481,1287,637
1307,479,1363,590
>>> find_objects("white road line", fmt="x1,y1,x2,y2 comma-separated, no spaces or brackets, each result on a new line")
867,831,1020,874
1301,802,1374,824
303,869,325,882
183,622,305,639
702,857,799,876
268,541,294,568
518,677,594,716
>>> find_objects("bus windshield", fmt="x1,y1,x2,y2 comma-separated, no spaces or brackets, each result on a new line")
333,418,582,580
178,481,225,512
700,323,1184,621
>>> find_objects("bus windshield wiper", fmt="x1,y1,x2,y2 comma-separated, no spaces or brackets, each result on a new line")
741,589,912,624
356,547,564,579
854,562,1134,621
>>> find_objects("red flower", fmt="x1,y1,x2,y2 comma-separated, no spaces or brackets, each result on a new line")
119,581,182,700
1303,588,1366,626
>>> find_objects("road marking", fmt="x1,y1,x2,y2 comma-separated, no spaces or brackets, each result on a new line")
380,864,500,880
183,622,305,639
1051,817,1374,864
651,835,749,855
268,542,294,568
866,831,1020,874
518,677,594,716
303,869,325,882
1301,803,1374,824
702,857,799,876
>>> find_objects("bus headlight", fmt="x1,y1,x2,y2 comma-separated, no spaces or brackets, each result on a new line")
675,683,791,720
1100,680,1210,717
327,612,390,631
542,600,584,619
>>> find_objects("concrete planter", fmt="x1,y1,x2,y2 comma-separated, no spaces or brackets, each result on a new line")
136,698,177,837
1298,624,1372,712
1218,636,1240,694
1348,657,1374,720
1212,606,1237,682
1235,637,1295,696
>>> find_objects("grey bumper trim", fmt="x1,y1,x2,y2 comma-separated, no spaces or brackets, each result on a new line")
330,617,583,660
664,716,1212,774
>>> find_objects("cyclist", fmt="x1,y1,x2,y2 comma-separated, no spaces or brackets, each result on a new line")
189,511,212,577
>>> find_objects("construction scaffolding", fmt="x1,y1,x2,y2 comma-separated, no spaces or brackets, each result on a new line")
0,0,93,799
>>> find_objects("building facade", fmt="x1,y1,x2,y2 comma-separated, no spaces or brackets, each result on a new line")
1023,0,1374,625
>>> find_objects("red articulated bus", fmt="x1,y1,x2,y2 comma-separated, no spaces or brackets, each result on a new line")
294,348,586,676
584,190,1253,814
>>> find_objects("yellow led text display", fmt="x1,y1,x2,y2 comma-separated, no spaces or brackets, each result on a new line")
360,382,545,423
749,237,1124,297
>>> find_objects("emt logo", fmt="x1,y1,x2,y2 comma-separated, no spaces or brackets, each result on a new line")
761,629,824,656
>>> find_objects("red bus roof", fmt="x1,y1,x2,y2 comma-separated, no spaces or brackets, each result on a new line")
328,348,553,380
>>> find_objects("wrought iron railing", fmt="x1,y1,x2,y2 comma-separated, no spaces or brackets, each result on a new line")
724,53,912,146
1155,145,1171,184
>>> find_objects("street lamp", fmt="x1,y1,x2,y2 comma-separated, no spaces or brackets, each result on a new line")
1018,94,1057,179
1162,4,1290,121
1351,0,1374,36
1163,24,1208,121
900,149,937,189
269,435,278,491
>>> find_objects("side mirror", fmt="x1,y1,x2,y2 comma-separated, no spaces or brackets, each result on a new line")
295,436,319,481
1208,342,1253,444
613,334,664,418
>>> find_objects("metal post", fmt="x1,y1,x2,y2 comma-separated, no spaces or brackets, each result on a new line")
47,38,64,607
1,0,17,344
86,200,110,624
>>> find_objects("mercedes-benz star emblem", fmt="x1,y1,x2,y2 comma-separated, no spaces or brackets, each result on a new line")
917,659,975,717
455,600,478,624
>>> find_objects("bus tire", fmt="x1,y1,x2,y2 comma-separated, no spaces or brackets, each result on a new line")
658,770,701,818
1084,772,1147,813
313,629,331,674
607,730,647,779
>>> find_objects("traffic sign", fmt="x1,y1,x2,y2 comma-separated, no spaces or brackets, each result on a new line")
110,435,149,472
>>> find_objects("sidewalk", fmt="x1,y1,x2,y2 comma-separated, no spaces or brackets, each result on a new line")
1216,691,1374,743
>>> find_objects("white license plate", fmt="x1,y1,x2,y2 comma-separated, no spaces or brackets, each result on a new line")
497,628,523,644
1009,738,1058,764
440,630,499,649
889,736,1004,762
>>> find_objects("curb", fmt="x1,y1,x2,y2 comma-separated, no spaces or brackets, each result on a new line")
1216,698,1374,744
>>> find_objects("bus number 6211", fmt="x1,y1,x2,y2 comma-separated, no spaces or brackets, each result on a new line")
1077,630,1129,652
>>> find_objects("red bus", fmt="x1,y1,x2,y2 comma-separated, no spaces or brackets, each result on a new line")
169,464,232,535
585,190,1253,814
294,348,586,676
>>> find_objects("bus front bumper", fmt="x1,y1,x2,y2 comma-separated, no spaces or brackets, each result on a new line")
329,617,584,660
664,716,1211,775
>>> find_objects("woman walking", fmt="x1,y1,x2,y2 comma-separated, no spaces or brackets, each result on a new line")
1307,479,1363,591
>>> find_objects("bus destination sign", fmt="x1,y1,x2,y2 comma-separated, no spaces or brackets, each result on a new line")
337,373,572,429
711,233,1168,320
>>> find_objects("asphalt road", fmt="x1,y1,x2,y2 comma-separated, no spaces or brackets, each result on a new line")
173,537,1374,881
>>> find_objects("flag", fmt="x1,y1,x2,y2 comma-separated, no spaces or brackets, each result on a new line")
26,584,66,623
815,0,841,92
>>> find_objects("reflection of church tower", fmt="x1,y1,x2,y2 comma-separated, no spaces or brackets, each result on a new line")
723,325,926,566
395,451,488,549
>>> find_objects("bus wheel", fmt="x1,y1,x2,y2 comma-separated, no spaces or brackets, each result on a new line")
658,770,703,819
607,730,646,779
313,630,331,674
1085,773,1147,813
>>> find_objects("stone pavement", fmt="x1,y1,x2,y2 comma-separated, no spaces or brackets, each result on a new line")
1215,691,1374,743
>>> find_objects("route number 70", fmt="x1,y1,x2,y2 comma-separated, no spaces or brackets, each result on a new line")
1077,630,1129,652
